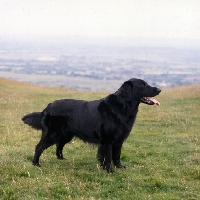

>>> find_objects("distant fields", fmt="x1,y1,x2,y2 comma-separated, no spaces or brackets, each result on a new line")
0,78,200,199
1,43,200,91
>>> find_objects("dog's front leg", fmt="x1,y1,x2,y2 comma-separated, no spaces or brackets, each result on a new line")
104,144,113,173
112,142,125,168
97,144,105,167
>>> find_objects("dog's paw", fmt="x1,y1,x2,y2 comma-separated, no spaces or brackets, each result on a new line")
115,164,126,169
104,167,114,173
107,168,114,173
57,156,64,160
103,165,114,173
113,160,126,169
32,161,41,167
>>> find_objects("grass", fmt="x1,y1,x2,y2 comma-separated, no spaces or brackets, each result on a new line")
0,77,200,200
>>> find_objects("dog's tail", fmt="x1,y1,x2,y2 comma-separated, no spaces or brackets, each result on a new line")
21,112,42,130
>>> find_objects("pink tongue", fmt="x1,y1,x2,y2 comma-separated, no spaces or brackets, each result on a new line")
148,97,160,106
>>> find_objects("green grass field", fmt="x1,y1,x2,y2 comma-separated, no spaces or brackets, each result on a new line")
0,78,200,200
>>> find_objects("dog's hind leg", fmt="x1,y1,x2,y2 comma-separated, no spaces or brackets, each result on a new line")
32,129,59,166
56,133,74,159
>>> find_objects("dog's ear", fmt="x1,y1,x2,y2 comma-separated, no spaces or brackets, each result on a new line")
119,81,133,101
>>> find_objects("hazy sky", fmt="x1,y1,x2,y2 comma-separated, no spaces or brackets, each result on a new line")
1,0,200,40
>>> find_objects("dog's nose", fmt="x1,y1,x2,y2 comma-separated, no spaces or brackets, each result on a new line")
156,88,161,93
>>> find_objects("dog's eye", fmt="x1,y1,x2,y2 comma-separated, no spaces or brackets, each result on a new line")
142,83,146,87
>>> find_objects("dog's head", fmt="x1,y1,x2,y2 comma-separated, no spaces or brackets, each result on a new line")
119,78,161,105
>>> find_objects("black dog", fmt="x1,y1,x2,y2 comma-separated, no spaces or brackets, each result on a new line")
22,78,161,173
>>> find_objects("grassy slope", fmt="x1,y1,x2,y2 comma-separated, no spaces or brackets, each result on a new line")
0,78,200,200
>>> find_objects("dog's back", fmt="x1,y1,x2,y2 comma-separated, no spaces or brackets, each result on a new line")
43,99,102,143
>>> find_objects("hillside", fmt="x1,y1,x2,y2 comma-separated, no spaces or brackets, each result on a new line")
0,78,200,199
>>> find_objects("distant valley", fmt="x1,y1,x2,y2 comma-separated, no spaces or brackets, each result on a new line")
0,38,200,91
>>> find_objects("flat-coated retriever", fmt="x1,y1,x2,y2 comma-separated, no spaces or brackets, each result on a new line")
22,78,161,173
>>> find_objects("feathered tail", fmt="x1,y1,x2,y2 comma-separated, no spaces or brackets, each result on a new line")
21,112,42,130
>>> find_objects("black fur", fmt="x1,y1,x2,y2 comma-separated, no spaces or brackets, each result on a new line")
22,78,161,173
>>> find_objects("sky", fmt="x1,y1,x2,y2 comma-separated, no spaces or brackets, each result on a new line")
0,0,200,40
